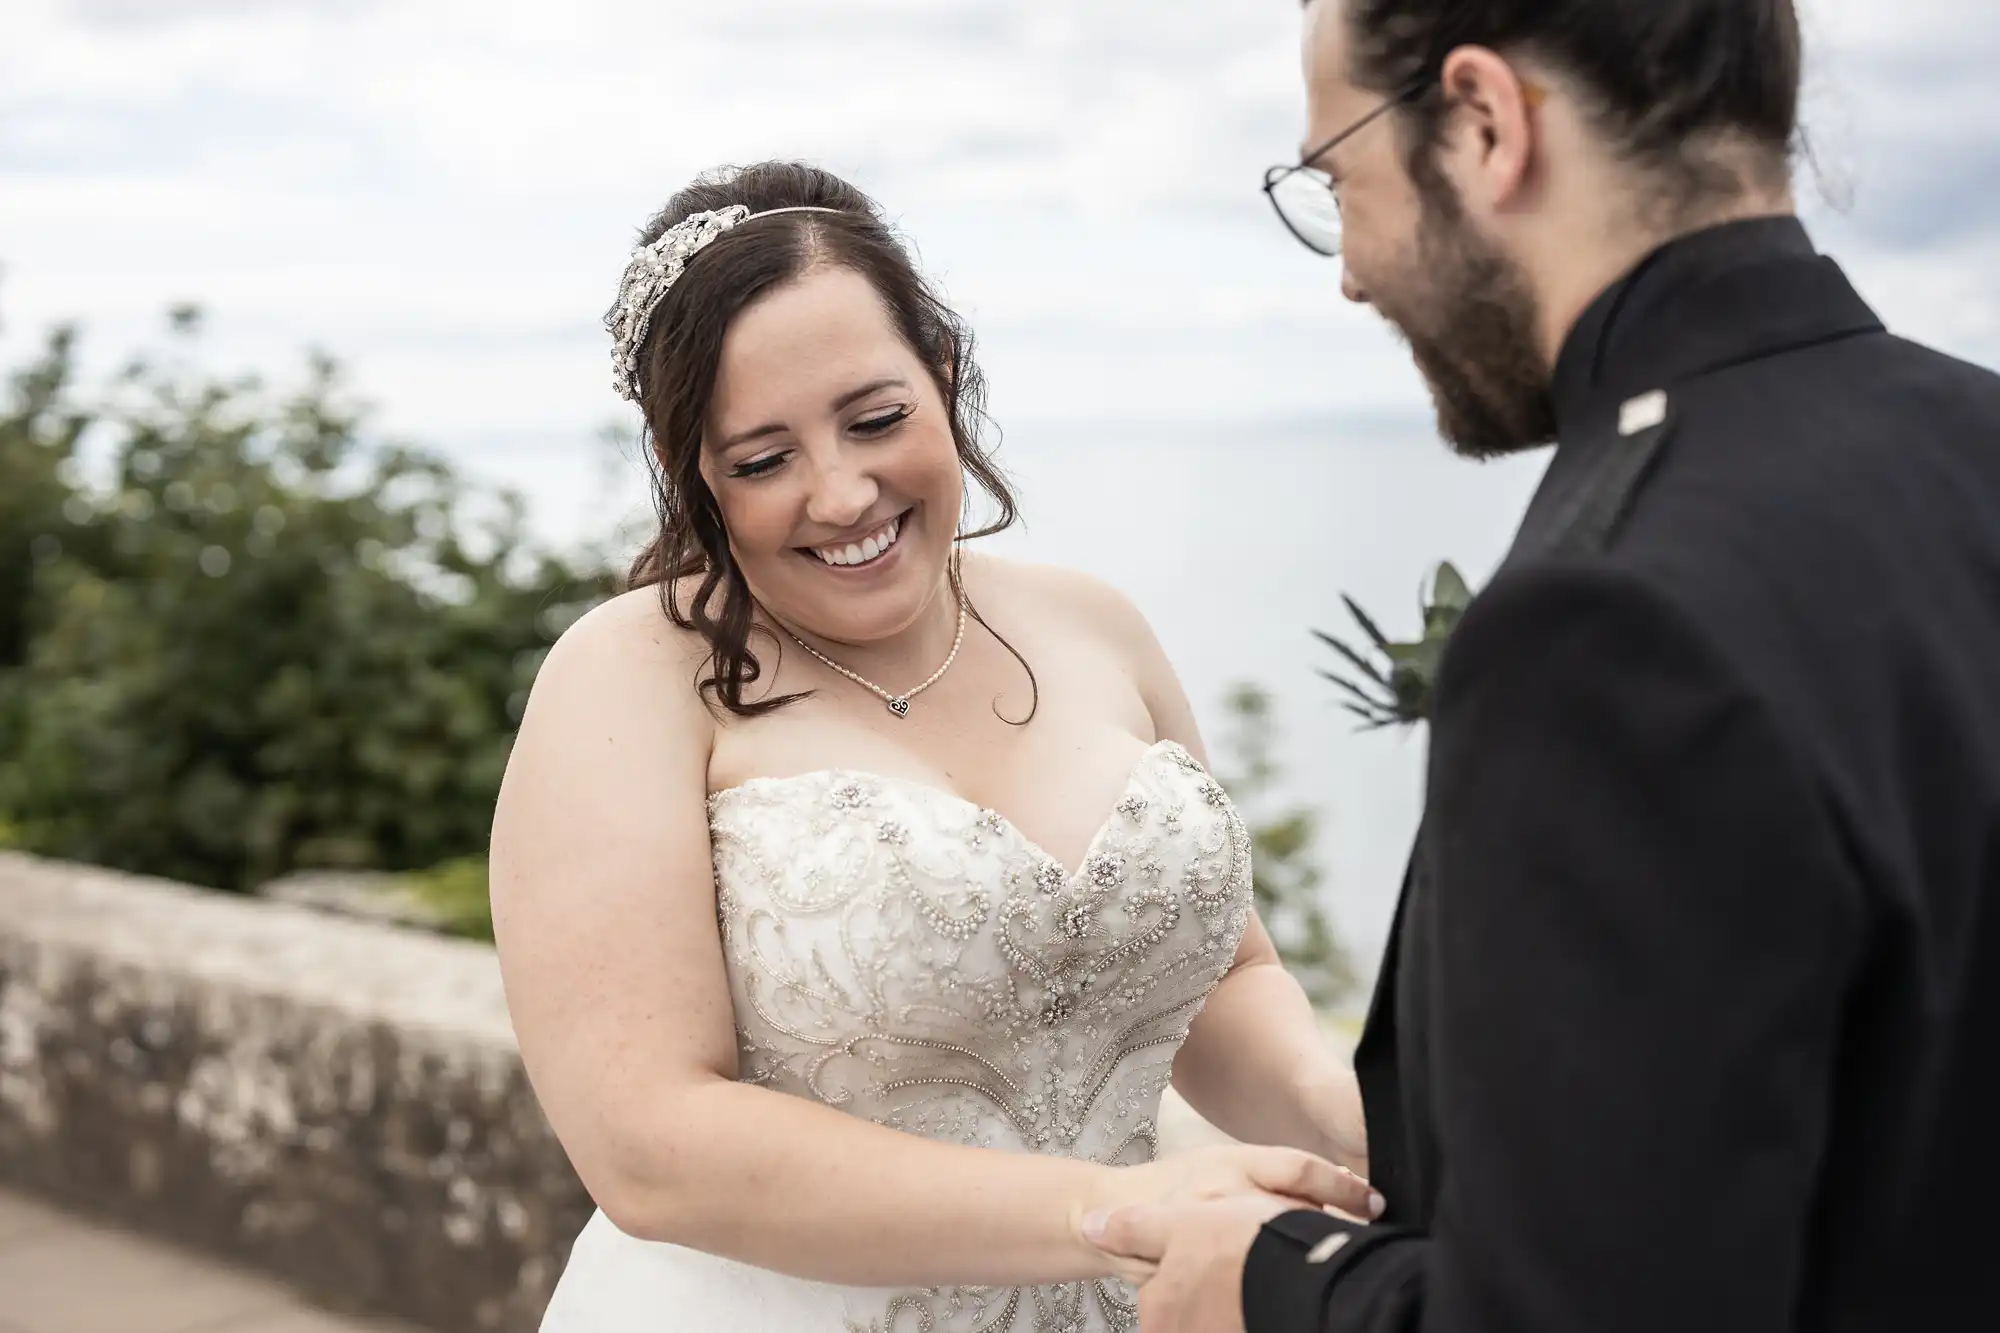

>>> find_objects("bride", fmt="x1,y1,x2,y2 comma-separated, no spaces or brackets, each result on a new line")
492,161,1376,1332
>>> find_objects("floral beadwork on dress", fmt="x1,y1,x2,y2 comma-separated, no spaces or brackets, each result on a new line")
705,740,1255,1333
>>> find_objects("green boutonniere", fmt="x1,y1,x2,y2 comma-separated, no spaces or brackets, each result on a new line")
1314,562,1474,729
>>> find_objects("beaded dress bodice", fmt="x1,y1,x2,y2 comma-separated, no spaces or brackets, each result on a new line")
705,739,1255,1332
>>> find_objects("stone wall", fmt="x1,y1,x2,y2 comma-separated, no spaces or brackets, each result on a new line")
0,852,592,1333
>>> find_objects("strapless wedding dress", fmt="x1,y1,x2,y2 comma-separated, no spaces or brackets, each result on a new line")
540,739,1254,1332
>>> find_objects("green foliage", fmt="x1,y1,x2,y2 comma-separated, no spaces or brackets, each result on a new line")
1212,681,1358,1010
0,323,103,672
0,307,615,892
1313,562,1474,729
399,855,494,941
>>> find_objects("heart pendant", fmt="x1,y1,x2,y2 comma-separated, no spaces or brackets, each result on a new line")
886,696,912,718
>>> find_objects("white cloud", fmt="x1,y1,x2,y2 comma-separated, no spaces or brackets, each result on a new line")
2,0,1995,450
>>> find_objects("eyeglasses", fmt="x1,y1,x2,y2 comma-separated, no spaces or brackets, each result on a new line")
1261,80,1435,257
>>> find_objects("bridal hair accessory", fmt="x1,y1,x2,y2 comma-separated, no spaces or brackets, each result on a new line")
605,204,844,402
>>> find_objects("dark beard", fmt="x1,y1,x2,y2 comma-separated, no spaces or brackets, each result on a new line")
1378,172,1557,460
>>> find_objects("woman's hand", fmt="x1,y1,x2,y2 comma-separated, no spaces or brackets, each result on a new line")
1073,1144,1377,1284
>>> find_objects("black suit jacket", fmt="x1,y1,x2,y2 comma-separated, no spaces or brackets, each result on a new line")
1244,217,2000,1332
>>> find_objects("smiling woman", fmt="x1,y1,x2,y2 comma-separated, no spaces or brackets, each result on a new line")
488,159,1378,1333
618,162,1022,720
693,266,976,709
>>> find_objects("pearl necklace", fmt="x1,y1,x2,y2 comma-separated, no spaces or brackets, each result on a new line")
778,597,968,718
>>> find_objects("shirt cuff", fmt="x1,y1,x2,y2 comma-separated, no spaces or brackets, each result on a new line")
1242,1210,1369,1333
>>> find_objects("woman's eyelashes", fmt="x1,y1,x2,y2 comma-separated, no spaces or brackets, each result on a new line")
852,404,913,436
728,452,787,479
724,406,914,479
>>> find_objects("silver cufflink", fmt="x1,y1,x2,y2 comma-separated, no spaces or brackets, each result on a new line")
1618,390,1668,437
1305,1233,1352,1264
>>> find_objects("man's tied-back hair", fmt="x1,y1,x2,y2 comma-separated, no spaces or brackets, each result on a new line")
1338,0,1803,201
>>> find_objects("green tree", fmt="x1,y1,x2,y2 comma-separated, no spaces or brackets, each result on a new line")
0,317,105,846
0,307,615,891
0,321,105,671
1212,681,1358,1010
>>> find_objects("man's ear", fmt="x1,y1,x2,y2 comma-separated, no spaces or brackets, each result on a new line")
1433,45,1540,211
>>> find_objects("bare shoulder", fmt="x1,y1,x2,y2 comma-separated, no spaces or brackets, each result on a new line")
517,582,715,743
961,551,1192,749
491,580,719,930
963,551,1158,656
539,582,709,680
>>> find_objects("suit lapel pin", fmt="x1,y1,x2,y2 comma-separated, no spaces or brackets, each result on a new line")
1619,389,1669,436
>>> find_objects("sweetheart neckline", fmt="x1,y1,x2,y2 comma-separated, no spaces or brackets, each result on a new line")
706,738,1195,883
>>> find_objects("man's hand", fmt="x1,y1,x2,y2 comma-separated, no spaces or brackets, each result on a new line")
1073,1144,1374,1287
1084,1193,1294,1333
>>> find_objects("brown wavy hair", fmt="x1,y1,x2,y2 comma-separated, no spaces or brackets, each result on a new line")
621,161,1028,719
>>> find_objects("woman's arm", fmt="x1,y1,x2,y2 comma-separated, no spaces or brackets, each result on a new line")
489,591,1359,1289
1172,919,1371,1179
1063,571,1373,1186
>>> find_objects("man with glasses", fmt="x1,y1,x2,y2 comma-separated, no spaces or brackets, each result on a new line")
1083,1,2000,1330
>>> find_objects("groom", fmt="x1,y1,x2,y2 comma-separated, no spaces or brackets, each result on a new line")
1086,0,2000,1330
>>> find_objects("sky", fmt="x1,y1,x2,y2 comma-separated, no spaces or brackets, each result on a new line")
4,0,1998,984
8,0,1997,462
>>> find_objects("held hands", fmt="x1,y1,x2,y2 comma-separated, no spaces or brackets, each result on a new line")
1085,1192,1296,1333
1074,1144,1378,1286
